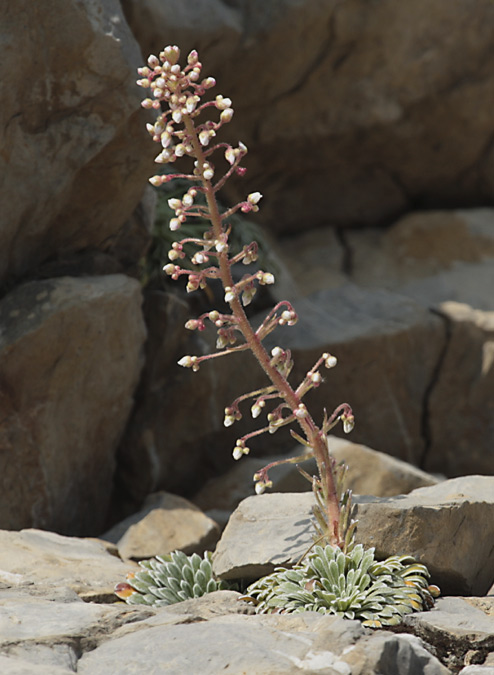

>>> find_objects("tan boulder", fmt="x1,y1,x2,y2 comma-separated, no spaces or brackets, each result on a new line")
122,0,494,232
0,0,155,285
102,492,220,560
0,275,146,535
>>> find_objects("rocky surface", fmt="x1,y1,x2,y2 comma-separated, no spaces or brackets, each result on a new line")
102,491,220,560
192,437,440,528
122,0,494,232
212,477,494,596
1,487,493,673
0,275,146,535
0,0,155,286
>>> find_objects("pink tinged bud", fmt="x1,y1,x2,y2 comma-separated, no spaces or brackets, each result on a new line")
189,70,200,82
251,402,264,419
153,88,164,98
236,167,247,177
247,192,262,205
168,249,180,261
215,95,232,110
186,96,199,113
342,414,355,434
163,45,180,65
259,272,275,285
224,287,235,303
182,193,194,207
188,50,199,65
148,55,160,68
137,67,150,77
172,110,182,124
163,263,176,275
220,108,234,123
137,78,150,88
323,353,337,369
141,99,153,109
152,100,161,109
311,372,322,385
255,481,272,495
185,320,200,330
199,130,210,146
169,218,181,231
149,175,163,187
203,77,216,89
224,147,235,165
155,77,166,89
168,198,182,210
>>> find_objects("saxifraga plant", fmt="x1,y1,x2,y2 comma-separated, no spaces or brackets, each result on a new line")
115,45,439,619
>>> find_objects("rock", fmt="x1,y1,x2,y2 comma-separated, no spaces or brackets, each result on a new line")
348,209,494,293
424,302,494,477
77,604,448,675
267,284,445,466
0,528,137,600
213,477,494,595
115,289,263,505
327,436,441,497
192,438,439,528
122,0,494,232
404,597,494,673
102,491,220,560
0,1,155,286
0,275,146,535
192,448,317,528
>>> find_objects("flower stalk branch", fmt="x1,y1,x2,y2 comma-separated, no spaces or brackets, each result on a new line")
137,45,355,550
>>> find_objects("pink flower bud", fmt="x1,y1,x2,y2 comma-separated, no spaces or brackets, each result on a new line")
188,50,199,65
169,218,181,231
141,99,153,109
148,55,160,68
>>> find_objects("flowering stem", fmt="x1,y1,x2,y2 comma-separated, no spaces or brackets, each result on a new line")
182,116,343,546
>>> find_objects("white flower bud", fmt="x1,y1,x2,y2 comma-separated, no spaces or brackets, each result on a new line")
163,264,175,275
169,218,181,231
147,55,160,68
224,287,235,303
220,108,234,123
148,175,163,187
172,109,182,124
247,192,262,205
168,198,182,210
323,354,337,369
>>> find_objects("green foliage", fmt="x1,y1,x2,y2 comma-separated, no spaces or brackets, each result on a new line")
241,544,439,627
118,550,234,607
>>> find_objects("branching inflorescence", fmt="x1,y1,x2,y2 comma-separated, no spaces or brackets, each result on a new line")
137,45,355,551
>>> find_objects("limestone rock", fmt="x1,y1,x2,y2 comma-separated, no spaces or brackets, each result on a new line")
115,289,263,505
122,0,494,232
102,491,220,560
327,436,440,497
193,438,438,528
213,477,494,595
0,529,137,599
77,608,448,675
0,0,155,286
424,302,494,477
0,275,146,535
270,284,445,466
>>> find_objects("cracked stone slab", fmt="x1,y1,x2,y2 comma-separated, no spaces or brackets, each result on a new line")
213,478,494,596
0,529,138,599
77,608,448,675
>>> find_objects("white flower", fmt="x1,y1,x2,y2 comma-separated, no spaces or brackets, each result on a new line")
247,192,262,205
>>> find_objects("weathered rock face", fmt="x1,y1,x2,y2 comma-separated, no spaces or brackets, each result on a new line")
212,477,494,596
0,275,146,535
102,491,220,560
0,0,155,286
121,0,494,232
